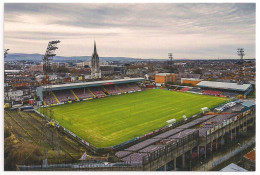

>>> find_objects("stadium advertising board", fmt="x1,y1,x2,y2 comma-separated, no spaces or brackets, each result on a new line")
144,131,154,137
63,128,79,139
103,82,114,85
81,139,90,146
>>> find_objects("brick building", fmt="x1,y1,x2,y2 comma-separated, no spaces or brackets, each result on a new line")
155,73,178,85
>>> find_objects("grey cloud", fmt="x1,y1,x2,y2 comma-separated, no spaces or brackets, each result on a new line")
4,3,255,58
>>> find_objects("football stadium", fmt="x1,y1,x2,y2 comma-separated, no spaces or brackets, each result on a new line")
36,78,228,149
41,89,227,148
12,78,255,171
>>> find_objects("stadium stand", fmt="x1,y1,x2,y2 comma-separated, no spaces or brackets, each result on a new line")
36,78,145,104
44,94,57,105
221,91,239,98
187,88,204,94
152,128,184,139
196,81,253,97
125,138,160,152
55,90,76,103
105,85,121,95
175,86,183,91
130,83,142,91
174,115,216,129
89,87,106,98
122,153,147,164
198,114,237,137
180,87,190,92
112,105,255,167
157,139,176,145
115,151,132,159
139,145,165,153
73,88,93,100
118,84,134,93
168,129,198,139
203,90,222,96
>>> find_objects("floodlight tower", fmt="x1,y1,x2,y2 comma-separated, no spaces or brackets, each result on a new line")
4,49,10,58
43,40,60,119
43,40,60,76
41,40,60,159
237,48,245,85
237,48,245,62
168,53,173,65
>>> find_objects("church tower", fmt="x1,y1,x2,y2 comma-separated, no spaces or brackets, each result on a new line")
91,41,101,79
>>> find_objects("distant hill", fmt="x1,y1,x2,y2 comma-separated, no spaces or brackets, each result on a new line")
5,53,167,62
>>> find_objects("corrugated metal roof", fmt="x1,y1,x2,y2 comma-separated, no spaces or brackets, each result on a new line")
196,81,252,92
220,163,248,172
242,101,255,108
41,78,145,91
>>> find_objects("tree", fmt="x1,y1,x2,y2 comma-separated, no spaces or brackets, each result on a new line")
4,136,43,170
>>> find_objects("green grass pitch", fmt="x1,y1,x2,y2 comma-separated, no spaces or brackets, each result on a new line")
43,89,228,148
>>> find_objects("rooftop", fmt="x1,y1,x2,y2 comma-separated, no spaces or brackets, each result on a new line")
196,81,252,92
243,149,255,162
174,115,216,129
125,138,160,152
115,151,132,159
152,128,184,139
40,78,145,91
168,129,198,139
156,73,176,76
121,153,147,164
220,163,248,172
138,145,165,153
242,101,255,108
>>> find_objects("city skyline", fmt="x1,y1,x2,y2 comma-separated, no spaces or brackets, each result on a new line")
4,3,255,59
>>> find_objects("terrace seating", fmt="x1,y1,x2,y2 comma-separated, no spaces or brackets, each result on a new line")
73,88,94,100
203,90,222,96
118,84,133,93
90,87,106,98
45,94,57,105
130,84,142,91
55,90,76,103
180,87,190,92
221,91,239,98
105,85,121,95
189,88,202,92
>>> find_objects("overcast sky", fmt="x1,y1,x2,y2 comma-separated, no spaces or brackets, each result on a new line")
4,3,255,59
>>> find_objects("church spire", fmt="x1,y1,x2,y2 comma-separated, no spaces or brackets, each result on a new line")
91,40,101,79
94,40,97,54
